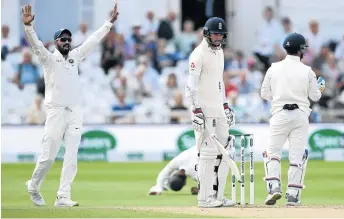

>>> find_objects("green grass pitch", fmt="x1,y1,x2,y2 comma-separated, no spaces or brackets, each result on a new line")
2,161,344,218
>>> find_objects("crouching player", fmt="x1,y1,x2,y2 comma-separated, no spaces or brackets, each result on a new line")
148,146,199,195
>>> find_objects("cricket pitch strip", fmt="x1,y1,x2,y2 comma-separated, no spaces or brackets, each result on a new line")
119,205,344,218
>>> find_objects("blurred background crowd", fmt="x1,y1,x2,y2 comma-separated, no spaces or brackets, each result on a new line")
1,2,344,125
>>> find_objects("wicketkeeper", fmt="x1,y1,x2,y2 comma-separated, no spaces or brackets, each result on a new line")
261,33,325,206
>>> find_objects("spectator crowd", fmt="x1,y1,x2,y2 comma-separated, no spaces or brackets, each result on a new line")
2,7,344,125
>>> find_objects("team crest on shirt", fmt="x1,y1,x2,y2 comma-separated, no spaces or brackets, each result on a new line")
190,62,195,70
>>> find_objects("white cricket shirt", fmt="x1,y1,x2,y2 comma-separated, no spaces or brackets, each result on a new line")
261,55,322,115
186,39,226,117
24,21,113,109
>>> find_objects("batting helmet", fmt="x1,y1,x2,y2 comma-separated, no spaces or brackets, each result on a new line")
203,17,228,46
283,33,308,56
169,174,186,191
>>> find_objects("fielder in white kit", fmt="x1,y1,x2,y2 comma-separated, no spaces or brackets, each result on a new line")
185,17,236,208
261,33,325,206
22,3,119,207
148,146,199,195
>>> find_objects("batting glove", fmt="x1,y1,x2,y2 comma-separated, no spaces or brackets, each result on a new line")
317,76,326,93
224,103,235,128
192,107,205,132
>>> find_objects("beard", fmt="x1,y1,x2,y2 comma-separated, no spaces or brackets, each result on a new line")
209,39,222,48
58,44,71,55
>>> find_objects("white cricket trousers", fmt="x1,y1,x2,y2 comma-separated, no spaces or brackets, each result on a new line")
268,109,309,164
29,106,83,198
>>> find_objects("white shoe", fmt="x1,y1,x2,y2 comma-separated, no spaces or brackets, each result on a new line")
265,191,282,205
286,201,301,206
54,196,79,207
26,180,45,207
285,193,301,206
221,198,236,207
198,199,223,208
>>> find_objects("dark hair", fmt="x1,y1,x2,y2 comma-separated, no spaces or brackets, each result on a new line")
282,17,291,24
286,50,298,55
236,50,244,58
265,6,273,13
168,72,176,78
116,62,124,68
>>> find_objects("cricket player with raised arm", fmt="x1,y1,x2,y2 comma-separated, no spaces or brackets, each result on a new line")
148,146,199,196
22,3,119,207
185,17,236,208
261,33,325,206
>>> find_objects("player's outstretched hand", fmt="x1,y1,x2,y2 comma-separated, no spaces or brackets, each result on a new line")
22,4,35,25
148,185,163,195
109,1,119,23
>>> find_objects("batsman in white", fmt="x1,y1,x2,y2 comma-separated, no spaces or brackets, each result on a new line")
148,146,199,195
261,33,325,206
185,17,236,208
22,3,119,207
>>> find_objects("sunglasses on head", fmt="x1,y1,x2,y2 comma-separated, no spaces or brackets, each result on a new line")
57,37,72,43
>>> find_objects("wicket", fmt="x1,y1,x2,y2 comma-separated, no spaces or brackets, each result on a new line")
230,134,254,206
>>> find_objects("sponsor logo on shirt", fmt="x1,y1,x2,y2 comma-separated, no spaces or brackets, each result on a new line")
190,62,195,70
